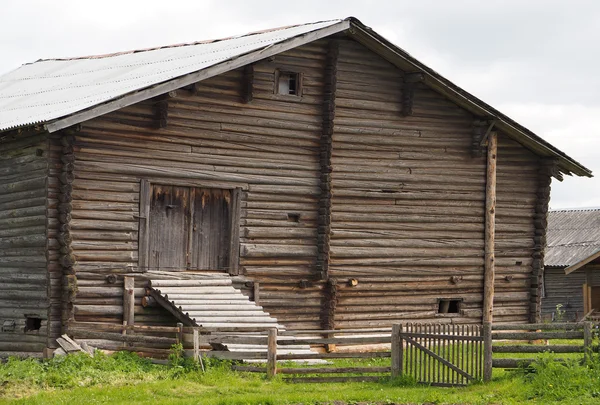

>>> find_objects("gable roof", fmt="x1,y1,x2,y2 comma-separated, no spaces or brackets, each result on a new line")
546,208,600,273
0,17,592,178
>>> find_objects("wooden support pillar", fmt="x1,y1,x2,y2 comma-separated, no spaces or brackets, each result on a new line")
483,132,497,324
123,276,135,333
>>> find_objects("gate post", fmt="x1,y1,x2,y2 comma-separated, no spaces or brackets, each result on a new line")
391,324,403,378
483,321,493,382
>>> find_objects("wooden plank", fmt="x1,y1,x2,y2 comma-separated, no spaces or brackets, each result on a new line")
229,187,242,275
138,179,150,271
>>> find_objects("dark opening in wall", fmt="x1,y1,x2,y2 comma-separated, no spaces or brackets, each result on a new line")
276,71,301,96
25,317,42,332
438,299,461,314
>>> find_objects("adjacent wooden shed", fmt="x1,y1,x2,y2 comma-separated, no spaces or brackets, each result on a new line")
0,17,592,358
542,209,600,321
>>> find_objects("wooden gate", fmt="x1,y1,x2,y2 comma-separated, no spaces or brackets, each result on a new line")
392,323,483,387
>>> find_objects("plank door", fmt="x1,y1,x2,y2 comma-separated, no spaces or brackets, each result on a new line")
591,287,600,311
147,185,191,271
189,188,232,271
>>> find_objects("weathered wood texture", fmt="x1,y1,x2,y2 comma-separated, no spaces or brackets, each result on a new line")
68,41,330,331
328,40,541,328
0,132,49,356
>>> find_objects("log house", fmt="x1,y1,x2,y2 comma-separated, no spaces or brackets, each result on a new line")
0,17,592,357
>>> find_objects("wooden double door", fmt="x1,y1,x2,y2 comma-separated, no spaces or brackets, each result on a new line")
145,185,235,272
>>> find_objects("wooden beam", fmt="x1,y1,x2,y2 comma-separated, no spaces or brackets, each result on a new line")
483,131,497,324
123,276,135,332
316,39,338,281
242,64,254,103
400,73,422,117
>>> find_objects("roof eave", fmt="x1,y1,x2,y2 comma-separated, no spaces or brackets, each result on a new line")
43,19,351,134
345,18,592,178
564,249,600,274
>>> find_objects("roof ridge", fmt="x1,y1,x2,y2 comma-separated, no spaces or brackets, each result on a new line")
29,19,343,63
550,207,600,213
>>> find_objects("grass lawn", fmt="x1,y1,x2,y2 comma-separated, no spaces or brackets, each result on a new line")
0,344,598,405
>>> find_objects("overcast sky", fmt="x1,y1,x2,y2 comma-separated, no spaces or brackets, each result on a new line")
1,0,598,209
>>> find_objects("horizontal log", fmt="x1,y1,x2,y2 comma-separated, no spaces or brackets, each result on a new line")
492,331,584,340
492,345,584,353
277,366,391,375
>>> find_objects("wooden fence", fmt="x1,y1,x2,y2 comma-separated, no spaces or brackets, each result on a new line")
489,322,596,370
65,321,597,385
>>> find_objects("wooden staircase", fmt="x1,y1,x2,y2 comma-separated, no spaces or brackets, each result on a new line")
145,273,317,360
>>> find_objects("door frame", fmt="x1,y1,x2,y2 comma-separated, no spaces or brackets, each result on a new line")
138,178,245,275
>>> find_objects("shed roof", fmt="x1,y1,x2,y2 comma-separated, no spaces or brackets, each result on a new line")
546,209,600,273
0,17,592,178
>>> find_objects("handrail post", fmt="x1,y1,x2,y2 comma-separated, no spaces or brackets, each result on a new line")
267,328,277,379
483,321,493,382
391,324,403,378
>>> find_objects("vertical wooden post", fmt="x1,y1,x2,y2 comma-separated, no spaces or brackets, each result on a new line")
391,324,403,378
583,283,590,314
267,328,277,379
123,276,135,334
253,282,260,306
483,321,493,382
193,328,199,362
584,321,592,364
483,132,497,324
176,322,184,345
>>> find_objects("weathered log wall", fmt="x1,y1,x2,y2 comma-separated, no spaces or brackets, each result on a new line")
494,137,541,323
0,132,49,357
61,36,547,340
68,41,330,333
328,39,541,328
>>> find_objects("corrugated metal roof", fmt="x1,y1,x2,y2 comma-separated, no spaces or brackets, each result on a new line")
545,209,600,268
0,19,341,132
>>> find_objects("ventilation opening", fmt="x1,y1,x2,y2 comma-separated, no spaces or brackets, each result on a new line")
25,317,42,332
287,213,301,222
277,71,301,96
438,299,461,314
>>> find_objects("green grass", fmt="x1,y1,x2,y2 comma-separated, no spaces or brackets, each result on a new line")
0,345,599,405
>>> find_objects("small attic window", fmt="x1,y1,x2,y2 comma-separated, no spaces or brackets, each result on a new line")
276,71,301,96
438,299,461,314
